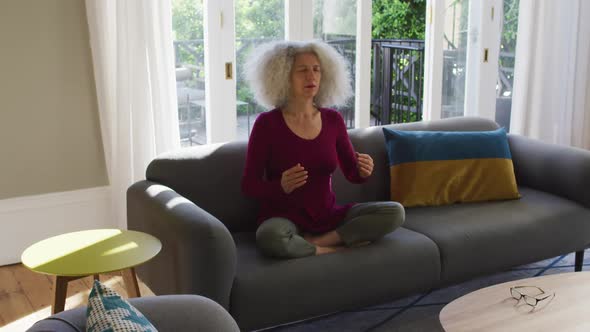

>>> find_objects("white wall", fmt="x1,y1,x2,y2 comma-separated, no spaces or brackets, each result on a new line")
0,187,114,265
0,0,111,266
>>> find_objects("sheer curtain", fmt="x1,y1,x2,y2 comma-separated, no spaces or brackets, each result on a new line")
511,0,590,149
86,0,180,228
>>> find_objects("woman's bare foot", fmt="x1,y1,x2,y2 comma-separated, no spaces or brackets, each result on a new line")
350,240,372,248
303,231,343,247
303,233,316,244
315,245,345,255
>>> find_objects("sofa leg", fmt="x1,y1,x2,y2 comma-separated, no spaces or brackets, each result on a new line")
575,250,585,272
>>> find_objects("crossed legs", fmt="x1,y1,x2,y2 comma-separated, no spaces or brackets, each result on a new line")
256,201,405,259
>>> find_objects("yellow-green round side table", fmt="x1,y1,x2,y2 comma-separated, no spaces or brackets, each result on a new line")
21,229,161,314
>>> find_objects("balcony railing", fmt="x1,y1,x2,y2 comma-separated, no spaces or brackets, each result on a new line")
371,39,425,125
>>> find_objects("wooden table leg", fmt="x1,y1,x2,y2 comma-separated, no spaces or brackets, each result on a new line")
52,275,91,314
52,276,82,314
121,268,140,298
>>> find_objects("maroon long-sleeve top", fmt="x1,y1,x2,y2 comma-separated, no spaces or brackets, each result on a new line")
241,108,366,233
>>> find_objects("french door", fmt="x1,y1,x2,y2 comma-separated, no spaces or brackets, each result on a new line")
423,0,504,122
173,0,371,145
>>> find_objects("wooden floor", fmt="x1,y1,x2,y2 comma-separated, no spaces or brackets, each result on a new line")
0,263,154,331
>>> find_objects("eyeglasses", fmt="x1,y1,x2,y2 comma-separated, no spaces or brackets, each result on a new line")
510,286,555,307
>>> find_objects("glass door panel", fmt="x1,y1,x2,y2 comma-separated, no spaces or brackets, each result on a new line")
436,0,505,121
441,0,468,119
172,0,206,146
235,0,285,140
495,0,519,131
313,0,357,128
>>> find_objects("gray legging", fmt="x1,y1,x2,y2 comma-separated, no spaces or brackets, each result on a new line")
255,201,405,259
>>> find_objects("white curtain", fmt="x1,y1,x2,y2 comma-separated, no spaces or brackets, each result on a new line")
511,0,590,149
86,0,180,228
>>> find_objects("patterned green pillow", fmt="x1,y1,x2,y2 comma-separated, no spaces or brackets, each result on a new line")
86,280,157,332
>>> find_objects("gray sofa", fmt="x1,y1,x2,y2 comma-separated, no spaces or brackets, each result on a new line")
127,116,590,331
27,295,240,332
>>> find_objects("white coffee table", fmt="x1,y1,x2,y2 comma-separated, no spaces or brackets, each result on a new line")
440,271,590,332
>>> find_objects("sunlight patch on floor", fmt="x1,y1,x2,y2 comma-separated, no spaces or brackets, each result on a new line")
1,277,123,331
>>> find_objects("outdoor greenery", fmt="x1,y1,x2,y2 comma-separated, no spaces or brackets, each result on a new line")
171,0,518,122
172,0,427,68
372,0,426,40
313,0,357,37
171,0,203,41
499,0,519,96
502,0,520,53
234,0,284,112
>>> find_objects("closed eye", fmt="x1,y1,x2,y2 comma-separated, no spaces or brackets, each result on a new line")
296,66,321,72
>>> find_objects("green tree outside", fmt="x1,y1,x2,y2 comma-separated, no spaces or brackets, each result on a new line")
235,0,284,111
172,0,428,65
171,0,429,118
372,0,426,40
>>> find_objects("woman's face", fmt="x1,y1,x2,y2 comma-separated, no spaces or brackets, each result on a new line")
289,52,322,101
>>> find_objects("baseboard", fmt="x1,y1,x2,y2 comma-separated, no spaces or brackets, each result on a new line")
0,186,114,266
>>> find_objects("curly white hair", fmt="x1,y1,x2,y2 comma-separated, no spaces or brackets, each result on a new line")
243,40,353,110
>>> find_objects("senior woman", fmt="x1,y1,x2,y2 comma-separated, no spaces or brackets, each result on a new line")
241,40,405,258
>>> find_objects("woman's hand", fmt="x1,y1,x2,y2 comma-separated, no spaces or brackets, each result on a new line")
356,152,374,178
281,163,308,194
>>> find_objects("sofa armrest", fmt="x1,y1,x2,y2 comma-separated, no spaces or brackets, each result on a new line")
509,134,590,208
27,295,240,332
127,180,237,309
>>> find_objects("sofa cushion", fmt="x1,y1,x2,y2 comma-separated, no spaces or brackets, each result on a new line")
403,187,590,285
229,228,441,330
382,127,520,207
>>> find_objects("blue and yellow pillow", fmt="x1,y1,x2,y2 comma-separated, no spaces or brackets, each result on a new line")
382,127,520,207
